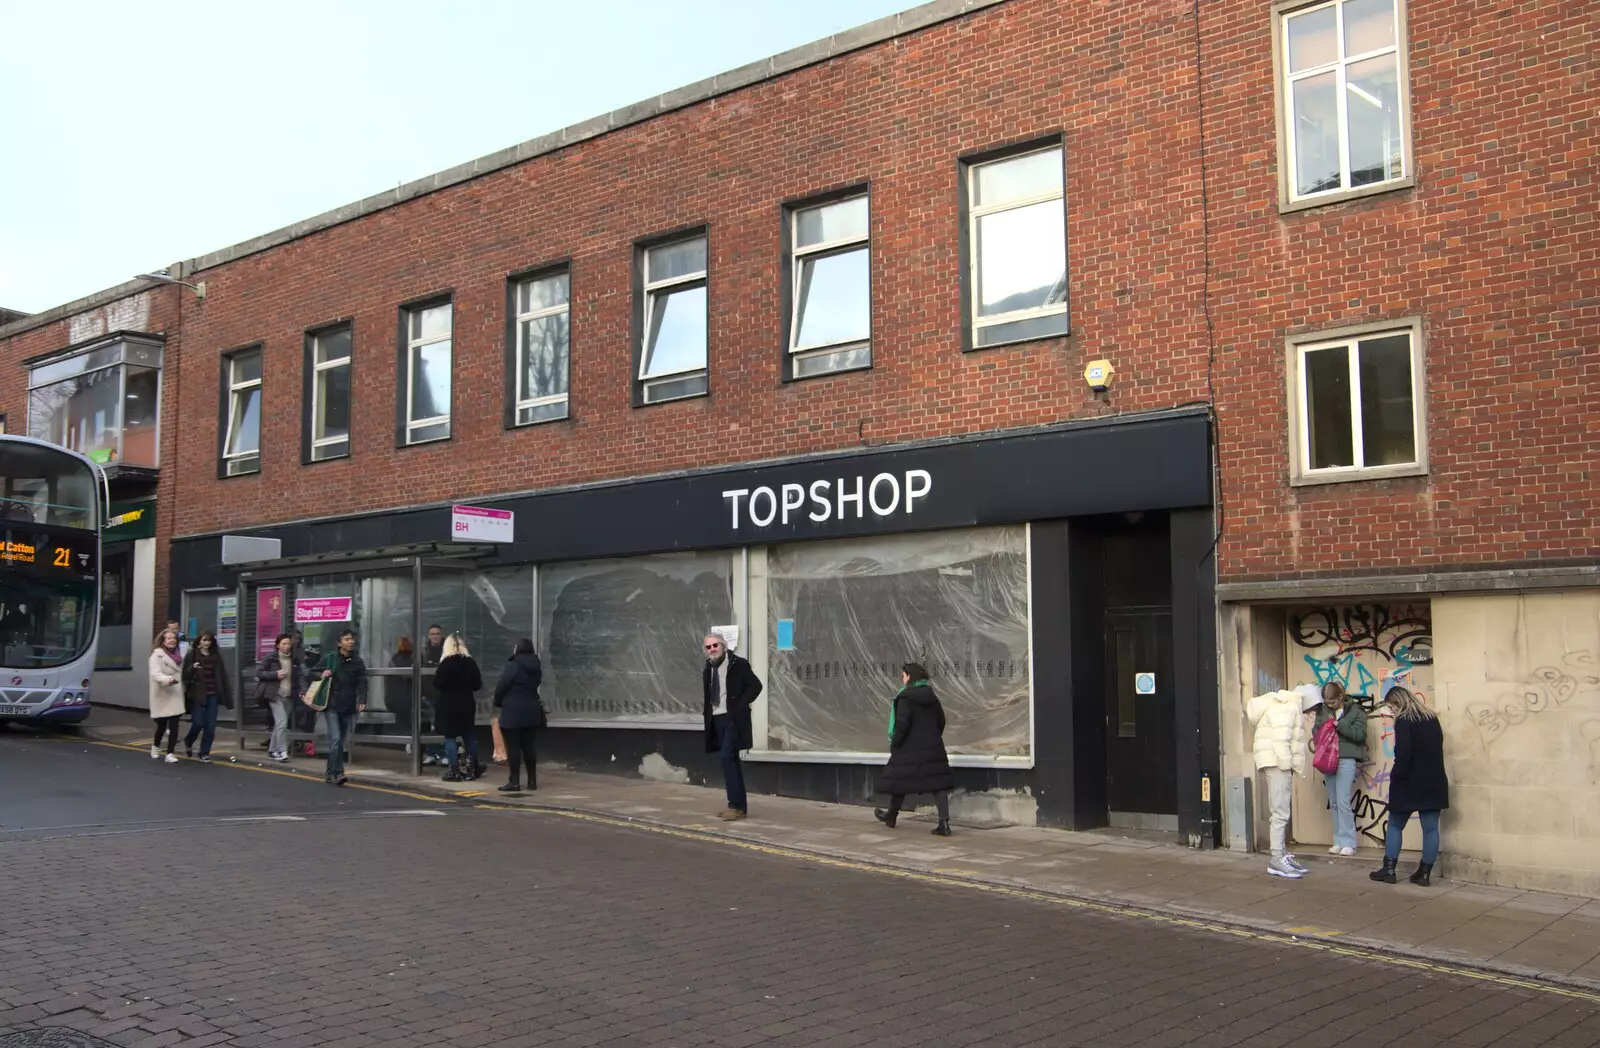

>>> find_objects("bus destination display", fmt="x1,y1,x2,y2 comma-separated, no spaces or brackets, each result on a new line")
0,529,96,580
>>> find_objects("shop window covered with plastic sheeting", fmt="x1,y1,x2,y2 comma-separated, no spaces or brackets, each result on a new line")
766,527,1030,757
539,551,734,722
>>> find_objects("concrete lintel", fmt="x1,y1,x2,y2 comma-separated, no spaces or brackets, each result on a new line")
1218,565,1600,603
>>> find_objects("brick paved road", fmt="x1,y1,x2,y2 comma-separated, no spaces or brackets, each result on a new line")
2,730,1598,1048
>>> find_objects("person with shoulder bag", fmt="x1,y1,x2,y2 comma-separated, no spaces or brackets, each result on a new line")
256,633,302,763
315,629,368,786
1311,681,1367,856
491,638,546,792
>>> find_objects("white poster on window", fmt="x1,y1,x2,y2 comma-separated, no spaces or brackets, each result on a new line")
217,596,238,649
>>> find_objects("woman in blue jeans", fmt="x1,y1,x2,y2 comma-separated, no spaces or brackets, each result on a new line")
181,631,232,761
1371,682,1449,886
1313,681,1366,855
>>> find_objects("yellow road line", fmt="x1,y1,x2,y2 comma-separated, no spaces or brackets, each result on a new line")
491,806,1600,1005
78,737,449,804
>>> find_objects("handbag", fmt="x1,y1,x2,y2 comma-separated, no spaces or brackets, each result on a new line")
301,666,329,711
1312,714,1342,774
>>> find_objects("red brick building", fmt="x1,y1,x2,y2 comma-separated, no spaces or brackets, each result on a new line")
3,0,1595,886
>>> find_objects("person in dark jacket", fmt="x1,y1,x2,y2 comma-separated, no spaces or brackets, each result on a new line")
1313,681,1367,855
433,633,484,782
1371,681,1449,886
492,639,546,793
256,632,303,763
317,629,368,786
702,632,763,820
874,663,957,836
419,624,447,766
181,631,232,762
388,636,415,742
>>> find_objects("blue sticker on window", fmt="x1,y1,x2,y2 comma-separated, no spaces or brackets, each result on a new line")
776,619,795,651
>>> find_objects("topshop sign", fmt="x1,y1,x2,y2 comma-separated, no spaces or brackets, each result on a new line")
723,470,932,530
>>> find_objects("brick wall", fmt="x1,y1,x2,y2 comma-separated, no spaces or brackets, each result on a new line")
9,0,1598,589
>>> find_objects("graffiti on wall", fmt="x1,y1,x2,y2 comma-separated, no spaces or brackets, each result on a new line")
1287,603,1433,848
1465,651,1600,748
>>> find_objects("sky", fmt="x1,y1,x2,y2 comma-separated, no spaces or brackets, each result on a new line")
0,0,916,314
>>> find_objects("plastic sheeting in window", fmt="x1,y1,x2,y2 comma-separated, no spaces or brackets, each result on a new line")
766,526,1030,756
539,551,733,721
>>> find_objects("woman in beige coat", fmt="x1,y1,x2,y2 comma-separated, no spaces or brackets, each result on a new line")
148,628,185,763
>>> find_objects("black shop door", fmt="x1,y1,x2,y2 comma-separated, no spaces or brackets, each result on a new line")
1104,608,1177,818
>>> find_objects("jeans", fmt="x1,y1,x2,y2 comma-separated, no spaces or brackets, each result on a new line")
267,697,291,756
1324,757,1358,849
714,713,747,812
504,727,539,788
185,695,220,755
322,710,357,778
1263,767,1293,858
1386,809,1441,864
444,732,479,773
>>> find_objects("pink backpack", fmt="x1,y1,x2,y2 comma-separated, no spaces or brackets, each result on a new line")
1312,715,1342,774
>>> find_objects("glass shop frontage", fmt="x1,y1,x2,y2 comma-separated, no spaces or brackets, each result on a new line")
170,409,1220,840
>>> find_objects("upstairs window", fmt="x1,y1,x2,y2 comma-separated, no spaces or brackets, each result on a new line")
1289,318,1426,485
963,144,1068,349
636,234,708,404
511,268,571,425
787,193,871,379
26,334,163,468
220,347,262,477
304,324,351,462
1276,0,1411,209
400,299,452,444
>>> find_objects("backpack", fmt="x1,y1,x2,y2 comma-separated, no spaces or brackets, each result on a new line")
1312,714,1342,774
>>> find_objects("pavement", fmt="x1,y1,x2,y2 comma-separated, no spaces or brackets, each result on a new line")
61,706,1600,997
5,728,1600,1048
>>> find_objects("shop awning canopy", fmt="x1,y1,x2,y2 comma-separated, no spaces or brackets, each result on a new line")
232,541,501,579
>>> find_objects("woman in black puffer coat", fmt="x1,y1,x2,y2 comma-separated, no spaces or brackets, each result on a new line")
432,633,483,782
874,662,956,836
492,638,546,793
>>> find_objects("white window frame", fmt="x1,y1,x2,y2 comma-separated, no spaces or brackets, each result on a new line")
222,349,262,477
404,302,452,444
514,270,571,425
965,145,1068,347
788,195,871,377
1273,0,1414,212
638,235,709,404
1286,317,1427,486
310,328,351,461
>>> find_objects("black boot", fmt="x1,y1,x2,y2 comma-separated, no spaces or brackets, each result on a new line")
931,819,952,837
1408,861,1434,886
497,781,521,793
1369,857,1398,883
874,808,897,829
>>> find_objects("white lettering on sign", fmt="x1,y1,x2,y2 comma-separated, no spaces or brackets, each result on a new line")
722,469,932,530
451,505,514,543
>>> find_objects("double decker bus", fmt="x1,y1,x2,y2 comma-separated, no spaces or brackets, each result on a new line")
0,434,103,724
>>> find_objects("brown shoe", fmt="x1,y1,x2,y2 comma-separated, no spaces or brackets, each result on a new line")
718,808,747,821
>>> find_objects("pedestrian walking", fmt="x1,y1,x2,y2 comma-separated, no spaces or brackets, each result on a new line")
492,638,546,793
1312,681,1367,856
256,633,302,763
874,662,956,836
147,628,185,763
433,633,484,782
315,629,367,785
701,631,762,820
1245,684,1319,878
165,619,191,660
181,630,232,762
1371,678,1449,886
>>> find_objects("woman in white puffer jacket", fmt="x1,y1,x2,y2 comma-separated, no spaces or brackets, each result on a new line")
1245,684,1319,878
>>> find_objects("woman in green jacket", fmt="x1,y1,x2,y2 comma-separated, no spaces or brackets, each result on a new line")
1313,681,1367,855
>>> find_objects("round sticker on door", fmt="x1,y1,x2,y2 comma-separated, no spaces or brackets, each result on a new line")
1134,672,1156,695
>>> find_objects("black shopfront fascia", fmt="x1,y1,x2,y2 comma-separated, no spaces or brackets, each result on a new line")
169,408,1219,840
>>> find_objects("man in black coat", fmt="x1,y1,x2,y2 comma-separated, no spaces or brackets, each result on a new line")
702,632,762,820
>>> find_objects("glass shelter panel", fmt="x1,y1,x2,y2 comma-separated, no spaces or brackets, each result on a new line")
766,527,1031,757
539,551,733,722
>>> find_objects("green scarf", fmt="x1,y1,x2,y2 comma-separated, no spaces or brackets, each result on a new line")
887,679,930,741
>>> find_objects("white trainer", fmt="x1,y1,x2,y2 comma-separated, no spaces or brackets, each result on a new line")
163,753,179,764
1338,846,1356,857
150,745,161,759
1267,857,1305,878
